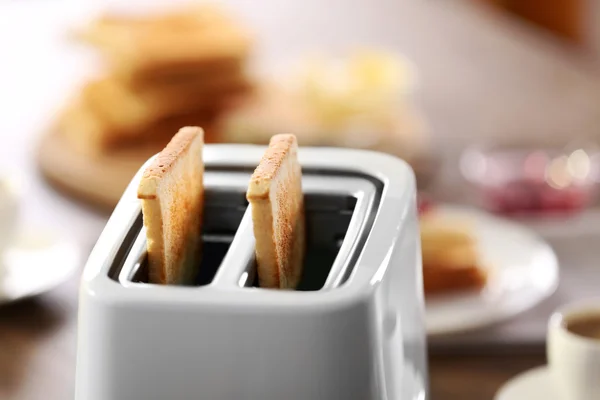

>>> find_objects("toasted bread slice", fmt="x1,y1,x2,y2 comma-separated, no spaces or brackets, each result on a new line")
247,134,305,289
137,127,204,284
57,92,218,156
81,75,251,132
75,4,253,84
419,214,475,247
419,213,488,295
422,263,488,295
422,242,479,270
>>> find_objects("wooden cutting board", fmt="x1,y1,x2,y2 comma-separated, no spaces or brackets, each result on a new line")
37,127,438,211
36,130,158,210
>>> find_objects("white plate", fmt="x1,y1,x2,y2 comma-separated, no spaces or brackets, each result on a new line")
495,366,558,400
425,205,559,336
0,230,81,303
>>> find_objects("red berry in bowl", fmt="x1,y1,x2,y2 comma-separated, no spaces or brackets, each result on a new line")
417,195,434,215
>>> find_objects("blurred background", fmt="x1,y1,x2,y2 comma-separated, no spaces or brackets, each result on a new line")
1,0,600,399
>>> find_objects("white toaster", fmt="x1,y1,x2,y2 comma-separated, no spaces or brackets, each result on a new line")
75,145,428,400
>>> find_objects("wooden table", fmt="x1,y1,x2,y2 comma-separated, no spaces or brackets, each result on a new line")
0,288,548,400
2,0,600,399
0,288,547,400
0,283,548,400
430,353,545,400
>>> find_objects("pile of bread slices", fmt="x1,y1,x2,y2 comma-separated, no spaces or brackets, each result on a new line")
60,4,253,157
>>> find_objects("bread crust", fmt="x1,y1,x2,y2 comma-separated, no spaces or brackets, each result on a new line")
137,126,204,284
247,134,305,289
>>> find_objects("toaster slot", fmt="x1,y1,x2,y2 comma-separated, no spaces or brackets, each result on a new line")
302,197,357,290
243,193,362,291
126,234,239,286
209,191,360,290
117,187,249,286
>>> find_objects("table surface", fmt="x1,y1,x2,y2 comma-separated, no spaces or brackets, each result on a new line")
2,0,600,399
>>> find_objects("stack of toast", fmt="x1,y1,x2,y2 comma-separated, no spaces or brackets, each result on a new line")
58,4,253,157
419,212,488,296
41,28,435,209
138,127,305,288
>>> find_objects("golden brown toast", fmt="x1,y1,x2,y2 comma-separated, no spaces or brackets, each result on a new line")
419,213,488,296
81,75,251,132
422,263,488,295
57,95,218,155
74,4,253,83
57,96,108,155
124,58,245,89
75,3,236,46
137,127,204,284
247,134,305,289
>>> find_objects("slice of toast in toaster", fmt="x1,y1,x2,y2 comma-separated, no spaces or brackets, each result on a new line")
137,126,204,284
247,134,305,289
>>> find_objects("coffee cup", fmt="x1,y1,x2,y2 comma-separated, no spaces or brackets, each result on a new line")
547,299,600,400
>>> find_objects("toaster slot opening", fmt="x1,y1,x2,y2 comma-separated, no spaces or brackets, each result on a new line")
129,235,238,285
246,193,359,291
118,188,248,286
123,191,360,289
205,175,376,291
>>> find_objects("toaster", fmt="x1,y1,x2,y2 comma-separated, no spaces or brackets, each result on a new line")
75,144,428,400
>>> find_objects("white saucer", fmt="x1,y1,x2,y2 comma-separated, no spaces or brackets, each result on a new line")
0,230,81,303
426,205,559,335
495,366,559,400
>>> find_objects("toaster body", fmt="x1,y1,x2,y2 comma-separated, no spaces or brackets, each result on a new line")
75,145,427,400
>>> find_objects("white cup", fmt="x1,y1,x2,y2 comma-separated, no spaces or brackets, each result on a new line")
0,177,19,257
547,299,600,400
